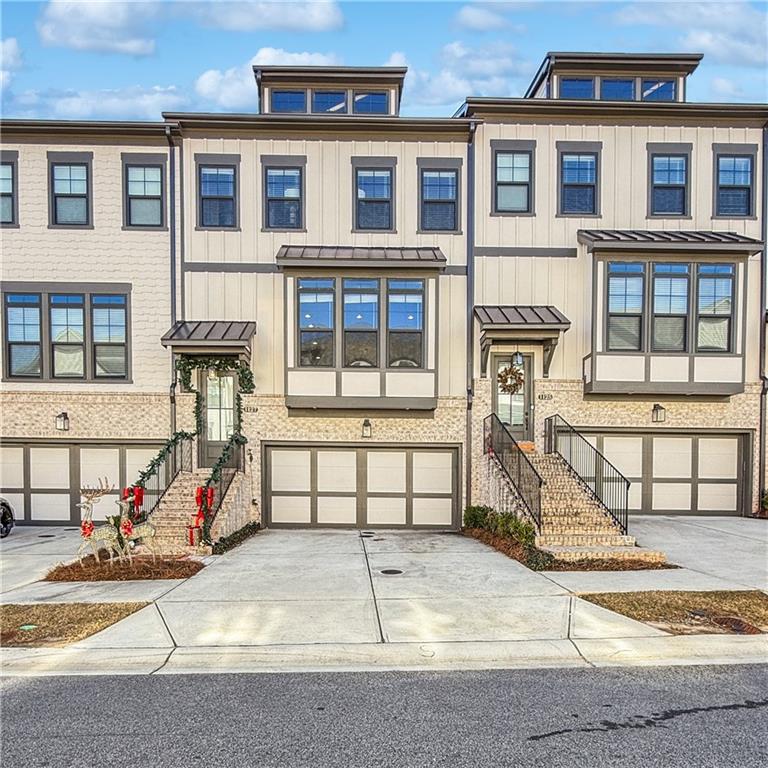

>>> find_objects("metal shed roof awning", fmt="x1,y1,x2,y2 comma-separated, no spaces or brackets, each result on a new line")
474,305,571,378
161,321,257,359
276,245,447,270
578,229,763,254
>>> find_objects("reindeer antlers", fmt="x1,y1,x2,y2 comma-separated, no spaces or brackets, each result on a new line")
79,477,114,502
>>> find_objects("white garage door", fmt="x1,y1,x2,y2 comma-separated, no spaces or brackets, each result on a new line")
0,443,162,524
265,445,459,528
584,432,746,516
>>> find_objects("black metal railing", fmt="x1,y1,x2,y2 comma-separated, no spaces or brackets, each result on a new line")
484,413,543,530
134,432,194,519
201,434,246,543
544,414,630,534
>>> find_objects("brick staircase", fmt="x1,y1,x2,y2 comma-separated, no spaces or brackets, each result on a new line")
149,469,211,555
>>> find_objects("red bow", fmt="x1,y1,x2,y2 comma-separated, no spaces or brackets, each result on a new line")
120,519,134,537
81,520,95,537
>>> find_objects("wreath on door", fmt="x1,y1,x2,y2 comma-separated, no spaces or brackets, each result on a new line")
497,364,525,395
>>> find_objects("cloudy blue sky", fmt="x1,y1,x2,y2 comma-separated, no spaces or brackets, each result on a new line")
1,0,766,120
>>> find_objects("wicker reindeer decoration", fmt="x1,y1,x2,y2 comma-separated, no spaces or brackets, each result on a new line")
116,491,158,562
77,478,123,566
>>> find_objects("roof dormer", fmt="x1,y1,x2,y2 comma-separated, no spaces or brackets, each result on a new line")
524,52,702,103
253,66,407,117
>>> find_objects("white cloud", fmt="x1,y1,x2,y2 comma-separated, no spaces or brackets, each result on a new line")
37,0,161,56
614,2,767,68
195,47,340,110
455,4,508,31
709,76,747,101
184,1,343,32
1,37,23,88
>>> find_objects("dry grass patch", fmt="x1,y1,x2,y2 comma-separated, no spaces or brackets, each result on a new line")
46,551,204,582
1,602,148,647
582,590,768,635
545,557,674,572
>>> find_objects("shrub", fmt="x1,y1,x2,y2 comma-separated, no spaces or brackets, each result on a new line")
211,521,260,554
463,505,493,529
523,546,556,571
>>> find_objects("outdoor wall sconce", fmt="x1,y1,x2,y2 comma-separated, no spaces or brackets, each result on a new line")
362,418,372,438
512,351,524,367
651,403,666,423
55,412,70,431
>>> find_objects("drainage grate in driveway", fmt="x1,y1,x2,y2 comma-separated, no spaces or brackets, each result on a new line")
380,568,403,576
37,534,56,538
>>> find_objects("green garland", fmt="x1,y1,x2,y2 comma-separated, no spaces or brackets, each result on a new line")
200,432,248,545
136,430,196,489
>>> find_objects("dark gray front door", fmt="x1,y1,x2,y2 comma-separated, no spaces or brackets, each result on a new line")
200,370,236,467
494,354,533,442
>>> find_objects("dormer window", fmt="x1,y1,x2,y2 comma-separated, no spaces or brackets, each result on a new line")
600,78,635,100
271,90,307,113
353,91,389,114
642,79,676,102
313,91,346,114
559,78,594,99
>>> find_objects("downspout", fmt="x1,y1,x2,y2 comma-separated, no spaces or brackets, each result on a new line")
465,120,478,510
758,123,767,516
166,126,178,435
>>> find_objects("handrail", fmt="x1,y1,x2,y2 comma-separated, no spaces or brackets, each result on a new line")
483,413,543,530
132,431,194,520
544,414,630,534
201,433,247,544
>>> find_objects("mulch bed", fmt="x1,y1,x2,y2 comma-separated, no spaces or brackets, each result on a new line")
46,551,204,582
464,528,674,572
1,602,148,647
582,590,768,635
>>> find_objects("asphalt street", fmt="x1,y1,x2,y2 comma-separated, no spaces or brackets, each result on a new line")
1,664,766,767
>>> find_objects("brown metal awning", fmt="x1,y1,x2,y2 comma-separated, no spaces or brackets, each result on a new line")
276,245,447,270
474,305,571,378
161,320,256,359
578,229,762,253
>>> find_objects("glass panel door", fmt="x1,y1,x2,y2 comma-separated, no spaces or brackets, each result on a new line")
494,355,532,441
201,371,235,467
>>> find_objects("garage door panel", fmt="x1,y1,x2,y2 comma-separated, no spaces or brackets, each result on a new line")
125,448,159,485
367,452,406,494
602,437,643,478
271,496,311,524
80,448,120,489
2,493,25,520
0,446,24,488
317,451,356,493
652,438,692,479
698,483,737,512
628,481,642,510
30,447,70,489
317,496,357,524
698,438,738,480
652,482,692,511
366,496,406,525
413,497,452,526
271,450,310,492
412,452,453,494
30,493,70,521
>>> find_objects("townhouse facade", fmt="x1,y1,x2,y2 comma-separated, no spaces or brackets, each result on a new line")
1,53,765,546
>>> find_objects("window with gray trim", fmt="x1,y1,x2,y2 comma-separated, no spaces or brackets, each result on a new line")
4,293,41,377
716,155,753,217
199,165,236,228
600,78,635,100
52,163,89,225
651,155,687,215
0,161,16,225
495,151,531,213
50,293,85,378
387,279,424,368
607,262,644,351
420,169,457,231
343,279,379,367
298,279,335,367
353,91,388,114
652,264,689,352
356,168,392,230
642,79,675,101
265,167,302,229
697,264,733,352
125,165,163,227
91,295,127,377
271,90,306,112
559,78,594,99
313,90,346,113
560,153,597,215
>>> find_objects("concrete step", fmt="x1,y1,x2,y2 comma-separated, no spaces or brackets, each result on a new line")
540,545,666,564
536,533,636,547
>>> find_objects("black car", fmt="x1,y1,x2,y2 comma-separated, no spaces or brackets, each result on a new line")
0,496,15,538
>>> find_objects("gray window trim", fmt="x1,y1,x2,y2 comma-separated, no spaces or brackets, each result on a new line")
270,89,308,114
0,150,19,229
261,154,307,232
491,139,536,217
641,78,677,102
297,277,336,369
386,277,426,370
311,88,348,114
194,153,240,231
416,157,462,234
351,156,397,233
556,141,602,218
342,277,380,369
47,151,93,229
598,76,637,101
352,90,390,115
121,152,167,231
712,143,758,220
2,282,132,383
695,263,736,354
646,142,693,219
606,261,645,352
650,263,690,353
558,76,595,99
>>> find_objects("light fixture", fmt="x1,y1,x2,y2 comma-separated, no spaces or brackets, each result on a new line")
512,351,524,367
362,418,372,439
55,412,70,431
651,403,666,423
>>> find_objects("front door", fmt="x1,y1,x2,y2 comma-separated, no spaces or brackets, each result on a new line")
200,370,236,467
494,354,533,442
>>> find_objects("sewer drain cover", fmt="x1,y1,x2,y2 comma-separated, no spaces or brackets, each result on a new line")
380,568,403,575
37,534,55,538
711,616,762,635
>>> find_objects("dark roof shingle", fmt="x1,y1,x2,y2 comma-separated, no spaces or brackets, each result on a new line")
276,245,447,268
578,229,762,251
474,305,570,328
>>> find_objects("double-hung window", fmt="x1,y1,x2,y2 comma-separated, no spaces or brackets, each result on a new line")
356,168,393,230
199,166,236,228
642,79,676,101
420,169,458,231
0,160,16,225
716,156,753,217
92,295,127,377
560,153,597,215
697,265,733,352
607,262,644,351
298,279,335,367
5,294,41,377
387,280,424,368
265,167,302,229
50,294,85,378
494,151,531,213
652,264,689,352
559,78,594,99
125,165,163,227
343,279,379,367
52,163,89,225
651,155,688,216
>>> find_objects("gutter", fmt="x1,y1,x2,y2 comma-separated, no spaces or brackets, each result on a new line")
166,126,178,435
465,120,478,509
758,123,768,516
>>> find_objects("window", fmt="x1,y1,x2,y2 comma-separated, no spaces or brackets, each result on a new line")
5,294,41,377
50,294,85,378
266,167,302,229
92,295,127,377
0,161,15,225
642,79,676,101
600,78,635,100
343,279,379,367
353,92,388,114
313,91,346,113
495,152,531,213
206,374,234,442
125,165,163,227
356,168,392,230
271,90,306,112
298,279,334,367
560,153,597,215
607,263,644,351
651,155,687,216
697,265,733,352
420,169,458,231
52,163,89,225
716,156,753,217
652,264,689,352
387,280,424,368
559,78,594,99
199,166,236,228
